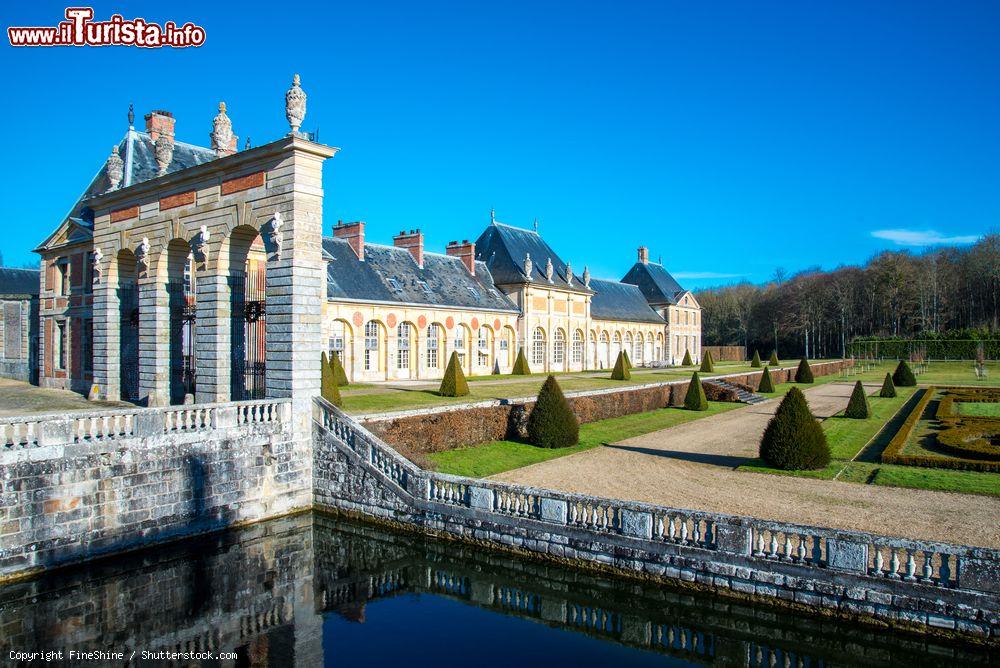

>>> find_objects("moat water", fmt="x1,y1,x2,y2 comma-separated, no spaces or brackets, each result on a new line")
0,513,990,667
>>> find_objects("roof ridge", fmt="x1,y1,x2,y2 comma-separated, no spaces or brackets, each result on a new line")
494,221,539,235
133,129,214,153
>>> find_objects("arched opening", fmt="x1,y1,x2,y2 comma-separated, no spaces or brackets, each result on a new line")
328,319,353,383
426,322,444,373
477,325,494,372
635,333,644,366
395,321,416,379
572,329,584,368
623,332,633,364
655,332,664,362
164,238,196,405
588,330,597,369
612,332,622,364
500,325,516,370
455,323,473,375
116,249,139,401
599,331,609,369
532,327,546,369
553,329,566,371
228,226,267,400
363,320,385,377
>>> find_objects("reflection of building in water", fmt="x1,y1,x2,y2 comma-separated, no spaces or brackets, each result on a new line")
1,515,985,667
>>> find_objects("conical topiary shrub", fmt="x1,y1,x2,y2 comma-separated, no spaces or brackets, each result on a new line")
611,350,631,380
892,360,916,387
879,372,896,398
492,359,501,375
769,351,780,366
759,387,830,470
439,351,469,397
684,372,708,410
699,350,715,373
623,350,633,370
511,347,531,375
750,350,762,368
795,357,814,383
844,380,871,419
527,375,579,448
681,349,693,366
321,352,343,407
330,352,349,387
757,365,775,393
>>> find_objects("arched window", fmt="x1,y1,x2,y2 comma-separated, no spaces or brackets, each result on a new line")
364,320,380,371
635,333,644,364
532,327,546,367
553,329,566,366
426,324,441,369
396,322,411,370
572,330,584,364
623,333,633,361
477,327,493,368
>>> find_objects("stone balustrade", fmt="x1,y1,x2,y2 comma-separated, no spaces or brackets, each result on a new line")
312,396,1000,638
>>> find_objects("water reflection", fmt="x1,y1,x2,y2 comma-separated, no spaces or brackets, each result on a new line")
0,513,990,667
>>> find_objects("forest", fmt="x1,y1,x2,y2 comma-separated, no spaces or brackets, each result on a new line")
695,234,1000,359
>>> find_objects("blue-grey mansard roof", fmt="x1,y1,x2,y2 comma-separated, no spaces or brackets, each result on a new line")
588,278,665,324
474,222,593,294
621,261,688,306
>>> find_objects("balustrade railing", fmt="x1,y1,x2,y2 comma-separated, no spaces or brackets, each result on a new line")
0,418,38,448
751,526,826,566
164,406,214,432
654,511,716,549
73,412,136,441
867,542,960,588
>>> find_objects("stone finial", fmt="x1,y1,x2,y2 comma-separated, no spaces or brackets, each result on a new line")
583,265,591,288
565,261,573,285
105,145,124,191
285,73,307,135
92,247,104,284
244,137,251,150
210,101,237,157
545,257,554,283
154,133,174,176
128,102,134,128
490,208,496,224
136,237,151,272
523,252,532,278
266,211,284,258
533,218,538,232
192,225,211,260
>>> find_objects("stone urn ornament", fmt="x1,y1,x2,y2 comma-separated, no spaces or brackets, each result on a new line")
285,74,307,135
105,146,124,191
210,102,236,156
92,247,104,285
267,211,284,258
582,265,591,288
565,261,573,285
545,257,554,283
136,237,151,273
523,252,532,278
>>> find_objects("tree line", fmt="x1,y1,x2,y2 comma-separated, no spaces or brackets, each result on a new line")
695,234,1000,359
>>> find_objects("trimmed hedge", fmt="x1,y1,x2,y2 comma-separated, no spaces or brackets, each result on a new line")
684,372,708,410
769,351,780,366
511,348,531,375
757,365,774,393
750,350,761,368
935,395,955,420
935,420,1000,461
759,387,830,470
879,373,896,398
794,357,814,383
527,375,579,448
681,350,693,366
892,360,916,387
321,352,343,407
844,381,871,419
439,352,470,397
611,351,631,380
699,351,715,373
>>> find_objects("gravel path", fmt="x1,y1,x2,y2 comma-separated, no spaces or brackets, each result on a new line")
492,382,1000,548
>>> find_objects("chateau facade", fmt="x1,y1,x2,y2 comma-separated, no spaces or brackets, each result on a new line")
25,77,701,402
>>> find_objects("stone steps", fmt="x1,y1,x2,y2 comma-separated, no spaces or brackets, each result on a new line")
710,379,769,405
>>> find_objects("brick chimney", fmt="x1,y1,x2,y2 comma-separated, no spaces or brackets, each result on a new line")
334,220,365,260
393,229,424,268
446,239,475,275
637,246,649,264
145,110,176,142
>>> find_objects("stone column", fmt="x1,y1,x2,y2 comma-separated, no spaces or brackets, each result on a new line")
138,277,169,406
91,274,119,400
195,268,230,404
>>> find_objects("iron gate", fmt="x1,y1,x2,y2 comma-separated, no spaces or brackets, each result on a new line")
230,269,266,400
118,283,139,401
168,282,196,404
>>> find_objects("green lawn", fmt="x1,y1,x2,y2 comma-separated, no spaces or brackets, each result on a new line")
429,401,744,477
870,463,1000,496
958,402,1000,417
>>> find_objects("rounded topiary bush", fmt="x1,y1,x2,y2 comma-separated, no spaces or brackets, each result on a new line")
611,350,631,380
511,348,531,375
439,351,469,397
527,375,579,448
769,350,780,366
892,360,916,387
879,372,896,398
750,350,762,368
757,365,774,393
321,352,343,407
684,372,709,410
760,387,830,470
699,350,715,373
844,380,871,419
681,350,693,366
795,357,814,383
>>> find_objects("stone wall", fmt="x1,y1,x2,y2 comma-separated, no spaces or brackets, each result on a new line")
0,398,309,581
313,397,999,642
362,360,846,455
703,345,747,362
0,296,37,383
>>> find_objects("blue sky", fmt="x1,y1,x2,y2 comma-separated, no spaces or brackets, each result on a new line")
1,1,997,287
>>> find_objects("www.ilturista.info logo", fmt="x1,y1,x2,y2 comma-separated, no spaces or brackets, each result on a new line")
8,7,206,48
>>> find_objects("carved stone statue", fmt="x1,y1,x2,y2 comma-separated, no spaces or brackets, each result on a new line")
523,253,532,278
92,247,104,284
136,237,150,272
285,74,307,135
210,102,237,157
105,146,124,191
545,257,554,282
267,212,284,258
582,265,591,288
154,133,174,176
565,261,573,285
192,225,211,260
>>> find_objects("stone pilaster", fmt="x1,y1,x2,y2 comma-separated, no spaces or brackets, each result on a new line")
92,278,119,400
195,271,230,403
138,279,169,406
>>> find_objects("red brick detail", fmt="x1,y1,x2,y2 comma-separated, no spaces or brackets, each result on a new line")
111,206,139,223
445,316,455,330
70,254,83,287
417,315,427,329
386,313,397,329
221,171,265,195
159,190,196,211
44,318,52,377
45,263,54,292
45,298,53,309
71,318,82,379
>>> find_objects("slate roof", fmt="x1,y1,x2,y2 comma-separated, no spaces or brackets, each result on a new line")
474,222,592,294
621,261,687,306
589,278,665,324
323,237,519,312
0,268,40,297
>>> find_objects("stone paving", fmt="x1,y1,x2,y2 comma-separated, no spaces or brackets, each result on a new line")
493,381,1000,548
0,377,128,417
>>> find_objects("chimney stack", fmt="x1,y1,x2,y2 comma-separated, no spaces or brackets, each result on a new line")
334,221,365,260
446,239,476,275
637,246,649,265
145,110,176,142
393,229,424,268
